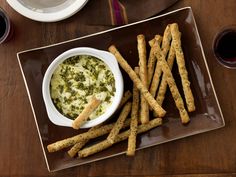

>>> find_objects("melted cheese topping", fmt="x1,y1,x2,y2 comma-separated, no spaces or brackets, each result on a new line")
50,55,116,120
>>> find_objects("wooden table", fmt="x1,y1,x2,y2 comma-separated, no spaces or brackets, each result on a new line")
0,0,235,176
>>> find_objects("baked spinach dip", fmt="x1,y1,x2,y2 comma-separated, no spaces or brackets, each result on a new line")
50,55,116,120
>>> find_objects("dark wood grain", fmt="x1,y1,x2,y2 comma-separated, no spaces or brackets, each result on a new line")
0,0,235,176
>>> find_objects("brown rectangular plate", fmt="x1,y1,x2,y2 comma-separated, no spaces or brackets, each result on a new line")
17,7,225,172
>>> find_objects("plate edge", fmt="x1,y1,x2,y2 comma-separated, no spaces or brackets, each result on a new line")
189,8,225,127
50,124,225,172
17,54,51,172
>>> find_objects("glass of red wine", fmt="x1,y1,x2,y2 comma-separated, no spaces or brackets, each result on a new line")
213,25,236,68
0,7,12,44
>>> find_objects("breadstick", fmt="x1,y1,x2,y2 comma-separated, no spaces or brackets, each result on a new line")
170,23,195,112
127,67,140,156
68,141,87,158
78,118,162,158
147,35,162,87
72,97,101,129
67,126,99,157
154,42,190,124
117,90,132,110
108,45,166,117
149,26,172,98
162,25,172,57
153,42,176,117
107,102,132,144
148,38,155,47
137,34,149,124
47,119,131,152
149,41,162,98
148,35,163,48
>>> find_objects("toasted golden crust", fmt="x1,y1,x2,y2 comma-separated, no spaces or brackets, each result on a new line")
137,35,149,124
170,23,195,112
147,35,162,86
149,39,163,98
72,97,101,129
148,38,155,47
78,118,162,158
107,102,132,144
47,119,131,153
67,126,99,157
162,25,172,57
79,140,113,158
149,27,172,98
108,45,166,117
153,41,176,117
127,67,140,156
154,42,190,124
68,142,87,158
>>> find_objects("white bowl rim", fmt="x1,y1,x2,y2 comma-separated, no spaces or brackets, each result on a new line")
6,0,89,22
42,47,124,128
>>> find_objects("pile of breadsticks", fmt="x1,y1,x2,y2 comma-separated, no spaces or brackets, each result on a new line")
47,23,195,158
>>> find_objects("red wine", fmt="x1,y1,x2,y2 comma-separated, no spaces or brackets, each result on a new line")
0,14,7,38
0,8,12,44
215,30,236,63
213,26,236,68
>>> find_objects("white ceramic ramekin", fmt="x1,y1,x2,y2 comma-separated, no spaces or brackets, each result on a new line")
42,47,124,128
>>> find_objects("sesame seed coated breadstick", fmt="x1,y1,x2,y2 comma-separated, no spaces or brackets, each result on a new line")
149,26,172,98
154,42,190,124
156,41,176,105
170,23,195,112
68,141,87,158
107,102,132,144
78,118,162,158
161,25,172,58
127,67,140,156
137,35,149,124
47,119,131,153
148,38,155,47
147,35,162,86
72,97,101,129
149,42,163,98
80,140,113,158
67,126,99,157
108,45,166,117
153,41,176,117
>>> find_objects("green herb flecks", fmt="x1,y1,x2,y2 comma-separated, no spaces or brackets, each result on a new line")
50,55,116,120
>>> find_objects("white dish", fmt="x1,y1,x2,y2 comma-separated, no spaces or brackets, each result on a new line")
6,0,88,22
42,47,124,128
